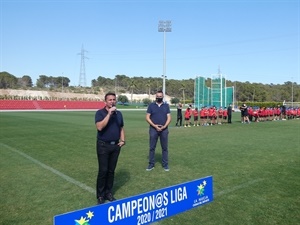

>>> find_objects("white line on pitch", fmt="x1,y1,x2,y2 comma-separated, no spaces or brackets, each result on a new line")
1,142,96,195
1,142,264,218
215,178,264,197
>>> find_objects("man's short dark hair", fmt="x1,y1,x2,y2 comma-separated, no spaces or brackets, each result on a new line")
105,92,116,100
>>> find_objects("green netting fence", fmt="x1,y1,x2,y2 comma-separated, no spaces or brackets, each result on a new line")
194,76,234,108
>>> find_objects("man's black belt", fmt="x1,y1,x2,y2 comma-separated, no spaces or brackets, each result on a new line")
99,140,119,145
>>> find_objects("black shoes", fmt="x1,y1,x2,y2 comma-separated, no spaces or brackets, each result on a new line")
97,193,116,205
97,196,105,205
105,193,116,202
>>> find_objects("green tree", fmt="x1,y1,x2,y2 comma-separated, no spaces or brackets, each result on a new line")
0,71,18,88
171,97,180,105
58,76,70,88
117,95,129,103
115,74,130,87
18,75,33,87
36,75,48,88
146,79,152,98
143,98,152,106
91,79,97,87
128,80,136,103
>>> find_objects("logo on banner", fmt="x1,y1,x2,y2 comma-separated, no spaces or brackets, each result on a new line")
197,180,207,196
193,180,209,207
74,211,94,225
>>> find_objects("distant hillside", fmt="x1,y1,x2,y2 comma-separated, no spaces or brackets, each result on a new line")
0,89,172,102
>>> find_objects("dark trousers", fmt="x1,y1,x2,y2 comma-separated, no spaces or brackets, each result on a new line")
148,127,169,167
96,141,120,199
228,114,232,123
176,116,182,126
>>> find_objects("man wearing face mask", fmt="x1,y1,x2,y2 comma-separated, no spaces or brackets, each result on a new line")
146,90,171,171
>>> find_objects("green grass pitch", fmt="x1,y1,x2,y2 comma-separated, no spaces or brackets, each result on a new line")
0,110,299,225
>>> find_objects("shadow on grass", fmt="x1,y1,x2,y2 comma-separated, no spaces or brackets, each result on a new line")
145,151,163,166
114,169,131,193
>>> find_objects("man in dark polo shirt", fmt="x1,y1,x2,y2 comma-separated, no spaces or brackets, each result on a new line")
227,103,232,124
146,90,171,171
95,92,126,204
175,102,183,127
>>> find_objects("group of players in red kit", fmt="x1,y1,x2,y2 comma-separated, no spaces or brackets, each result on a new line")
182,104,300,127
245,105,300,122
183,105,229,127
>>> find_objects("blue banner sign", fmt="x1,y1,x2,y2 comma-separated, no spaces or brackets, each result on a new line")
54,176,213,225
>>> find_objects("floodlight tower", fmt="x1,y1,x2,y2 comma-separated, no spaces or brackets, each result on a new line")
291,77,294,107
158,20,172,98
61,72,64,93
78,44,88,87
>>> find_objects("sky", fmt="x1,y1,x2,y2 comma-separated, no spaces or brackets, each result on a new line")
0,0,299,86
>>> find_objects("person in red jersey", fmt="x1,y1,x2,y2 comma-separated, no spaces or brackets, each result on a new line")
203,106,209,126
263,107,267,122
291,108,297,119
193,107,199,126
268,108,274,121
268,108,272,121
200,107,206,126
253,108,259,122
248,106,253,122
273,107,277,121
264,108,269,121
263,107,268,121
296,108,300,118
256,107,261,122
208,106,216,125
275,106,281,120
286,108,292,120
217,107,223,124
184,107,192,127
271,107,277,121
266,107,270,121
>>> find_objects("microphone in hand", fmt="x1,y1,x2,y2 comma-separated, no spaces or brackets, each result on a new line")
112,105,117,114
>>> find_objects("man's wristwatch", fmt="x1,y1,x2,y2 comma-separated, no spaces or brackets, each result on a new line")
120,140,126,144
